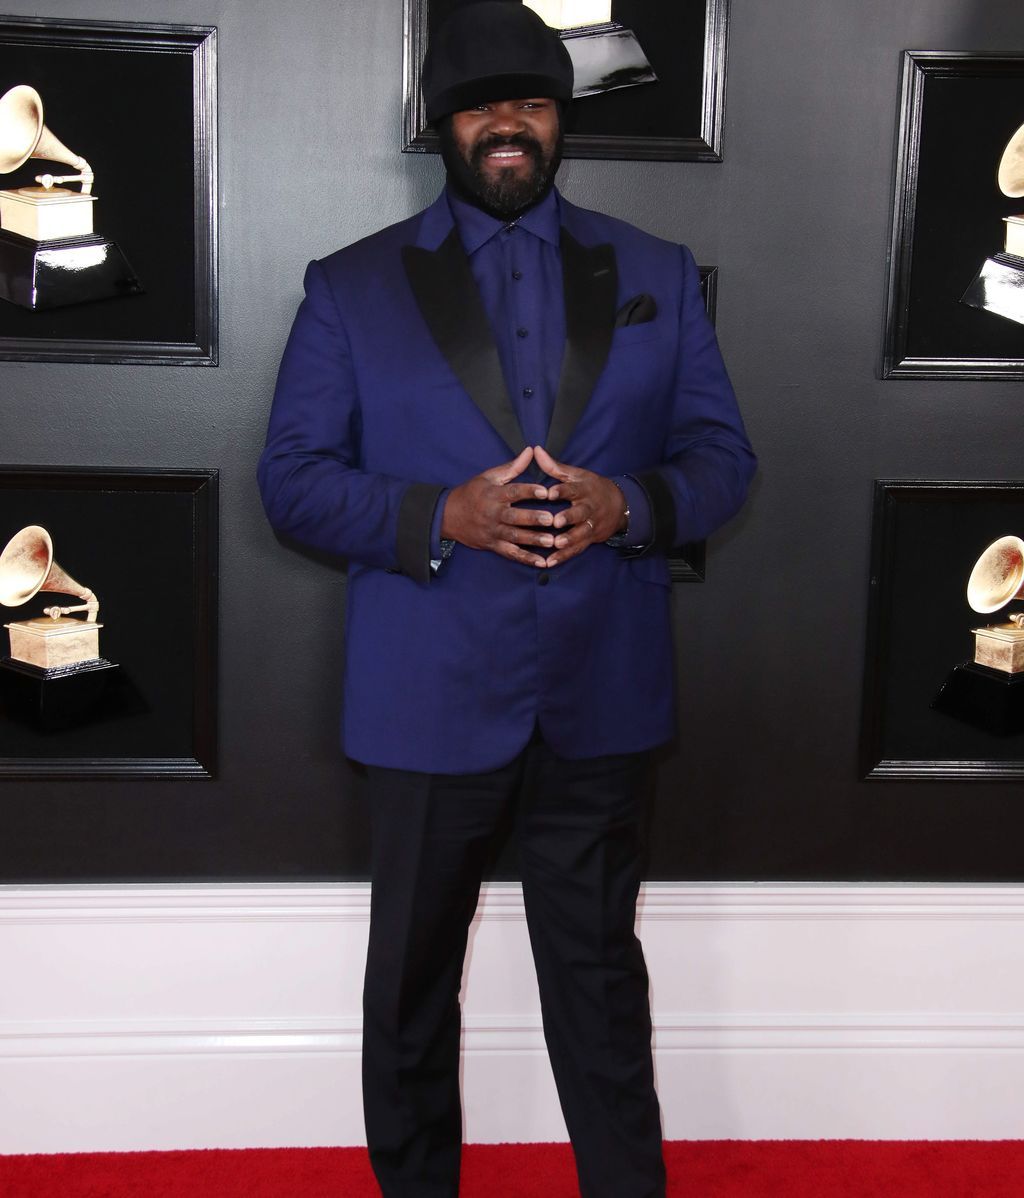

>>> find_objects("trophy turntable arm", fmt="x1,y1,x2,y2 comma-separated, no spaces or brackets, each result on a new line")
35,155,94,195
42,587,99,623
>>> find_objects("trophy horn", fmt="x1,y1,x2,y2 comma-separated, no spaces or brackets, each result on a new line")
997,120,1024,199
0,84,93,194
967,534,1024,614
0,525,99,623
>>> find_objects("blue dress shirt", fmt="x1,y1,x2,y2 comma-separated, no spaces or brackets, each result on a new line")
431,185,652,555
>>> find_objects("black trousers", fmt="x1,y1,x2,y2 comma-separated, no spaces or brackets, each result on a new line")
361,735,666,1198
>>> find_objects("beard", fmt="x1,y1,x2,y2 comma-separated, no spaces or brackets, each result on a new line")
439,119,563,221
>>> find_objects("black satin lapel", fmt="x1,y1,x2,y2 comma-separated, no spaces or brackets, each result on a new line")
545,230,618,463
402,230,526,457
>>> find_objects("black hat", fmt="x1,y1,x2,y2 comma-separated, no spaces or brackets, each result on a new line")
422,1,574,123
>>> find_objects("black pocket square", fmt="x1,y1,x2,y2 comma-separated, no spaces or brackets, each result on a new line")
614,293,658,328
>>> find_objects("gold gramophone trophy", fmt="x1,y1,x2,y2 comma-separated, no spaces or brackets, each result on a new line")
0,525,118,727
523,1,656,99
0,84,141,310
961,121,1024,325
932,536,1024,734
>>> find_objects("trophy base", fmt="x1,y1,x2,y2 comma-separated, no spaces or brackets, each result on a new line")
960,253,1024,326
0,186,96,240
5,616,104,671
0,228,142,311
0,656,119,731
560,22,658,99
973,622,1024,674
932,660,1024,736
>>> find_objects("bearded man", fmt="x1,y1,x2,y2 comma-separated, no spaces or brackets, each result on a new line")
258,3,755,1195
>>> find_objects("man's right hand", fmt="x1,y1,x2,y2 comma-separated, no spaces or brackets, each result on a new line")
441,446,554,568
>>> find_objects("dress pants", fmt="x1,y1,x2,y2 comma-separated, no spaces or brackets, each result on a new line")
361,734,666,1198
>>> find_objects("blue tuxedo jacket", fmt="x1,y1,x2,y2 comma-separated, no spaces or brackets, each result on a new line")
258,190,755,773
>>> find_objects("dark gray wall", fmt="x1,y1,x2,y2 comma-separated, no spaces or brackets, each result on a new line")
3,0,1024,882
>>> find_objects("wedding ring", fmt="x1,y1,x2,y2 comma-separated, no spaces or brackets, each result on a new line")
585,519,595,533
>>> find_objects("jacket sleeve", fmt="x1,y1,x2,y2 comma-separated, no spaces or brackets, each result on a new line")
634,245,756,550
256,258,444,584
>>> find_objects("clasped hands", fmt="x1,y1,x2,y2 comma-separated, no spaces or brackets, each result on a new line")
441,445,627,569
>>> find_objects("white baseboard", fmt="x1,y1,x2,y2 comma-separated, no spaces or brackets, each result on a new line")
2,883,1024,1152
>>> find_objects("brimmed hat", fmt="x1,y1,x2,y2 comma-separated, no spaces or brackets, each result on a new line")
422,1,574,123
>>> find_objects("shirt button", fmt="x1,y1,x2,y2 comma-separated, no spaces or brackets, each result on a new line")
517,327,529,339
512,270,523,281
538,573,550,586
522,386,534,398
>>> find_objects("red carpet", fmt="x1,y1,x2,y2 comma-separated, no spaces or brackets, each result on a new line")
3,1140,1024,1197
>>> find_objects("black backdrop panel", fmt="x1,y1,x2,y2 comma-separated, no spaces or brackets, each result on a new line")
425,0,706,141
906,67,1024,362
0,469,216,778
0,41,196,344
863,482,1024,777
562,1,706,143
408,0,725,158
3,0,1024,883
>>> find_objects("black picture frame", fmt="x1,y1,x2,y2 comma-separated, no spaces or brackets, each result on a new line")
402,0,729,161
882,51,1024,380
669,537,705,583
0,467,218,779
861,479,1024,780
0,16,218,365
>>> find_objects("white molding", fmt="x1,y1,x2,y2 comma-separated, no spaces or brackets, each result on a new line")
3,882,1024,1150
0,883,373,924
6,879,1024,921
636,883,1024,920
7,1010,1024,1060
5,881,1024,915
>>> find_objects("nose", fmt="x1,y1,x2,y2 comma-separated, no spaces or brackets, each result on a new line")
486,102,527,137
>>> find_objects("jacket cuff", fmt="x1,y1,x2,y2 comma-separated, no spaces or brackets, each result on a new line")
397,482,447,583
633,469,677,552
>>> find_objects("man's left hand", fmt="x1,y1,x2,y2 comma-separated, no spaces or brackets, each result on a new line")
533,445,627,567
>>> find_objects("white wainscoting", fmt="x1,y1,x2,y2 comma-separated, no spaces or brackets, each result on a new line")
2,883,1024,1153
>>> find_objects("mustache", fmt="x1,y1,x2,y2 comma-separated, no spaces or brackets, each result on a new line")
470,133,544,169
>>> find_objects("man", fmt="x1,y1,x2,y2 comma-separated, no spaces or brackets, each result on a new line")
258,3,755,1195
